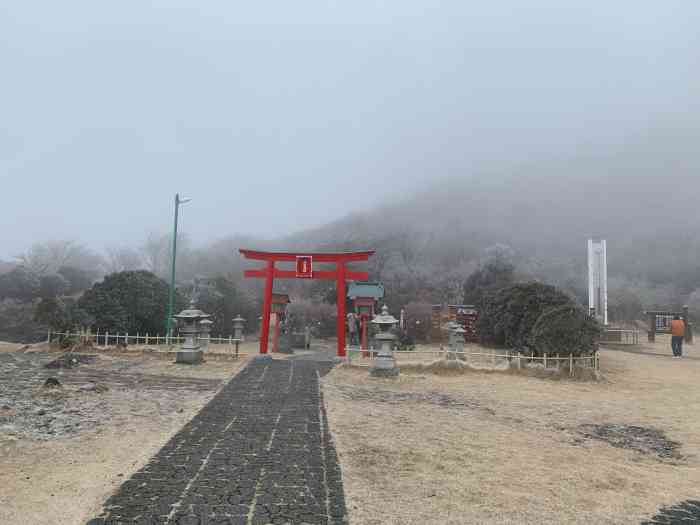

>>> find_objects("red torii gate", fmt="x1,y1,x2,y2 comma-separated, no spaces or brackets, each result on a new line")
240,249,375,357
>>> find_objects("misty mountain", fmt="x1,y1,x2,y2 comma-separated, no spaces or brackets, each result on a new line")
276,122,700,309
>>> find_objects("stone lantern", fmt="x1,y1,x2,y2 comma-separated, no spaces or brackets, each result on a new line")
448,323,467,360
370,305,400,378
198,318,213,352
232,315,246,341
233,314,245,341
446,321,462,349
174,301,210,364
232,314,246,359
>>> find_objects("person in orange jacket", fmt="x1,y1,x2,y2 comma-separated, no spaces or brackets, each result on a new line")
670,315,686,358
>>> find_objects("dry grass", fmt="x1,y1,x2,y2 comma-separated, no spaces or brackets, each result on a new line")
323,340,700,524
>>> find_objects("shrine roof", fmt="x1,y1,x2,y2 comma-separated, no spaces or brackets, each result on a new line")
347,281,385,300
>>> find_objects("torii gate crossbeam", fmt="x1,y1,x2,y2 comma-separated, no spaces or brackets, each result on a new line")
240,249,375,358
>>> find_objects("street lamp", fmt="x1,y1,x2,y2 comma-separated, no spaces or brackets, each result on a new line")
165,193,191,338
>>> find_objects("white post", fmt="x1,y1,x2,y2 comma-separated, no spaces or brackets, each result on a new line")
544,353,548,369
570,354,574,376
125,332,129,346
47,329,51,344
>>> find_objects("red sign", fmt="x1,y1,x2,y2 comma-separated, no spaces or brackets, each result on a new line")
296,256,313,278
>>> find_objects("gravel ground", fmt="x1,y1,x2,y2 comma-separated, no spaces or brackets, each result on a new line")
0,351,222,441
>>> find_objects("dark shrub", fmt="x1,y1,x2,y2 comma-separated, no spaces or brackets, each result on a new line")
463,259,515,309
79,270,184,335
529,304,601,356
478,282,573,351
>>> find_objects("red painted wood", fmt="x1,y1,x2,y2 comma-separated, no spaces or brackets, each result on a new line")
241,249,375,358
336,262,347,358
259,260,274,355
244,269,369,281
240,249,374,263
296,256,313,278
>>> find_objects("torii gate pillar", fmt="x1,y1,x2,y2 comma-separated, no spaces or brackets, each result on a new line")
240,250,375,358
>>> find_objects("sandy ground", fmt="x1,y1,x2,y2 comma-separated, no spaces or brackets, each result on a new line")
324,337,700,525
0,350,248,525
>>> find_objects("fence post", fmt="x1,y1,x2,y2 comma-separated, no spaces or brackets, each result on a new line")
570,354,574,376
517,353,521,370
125,332,129,347
544,353,547,369
47,329,51,345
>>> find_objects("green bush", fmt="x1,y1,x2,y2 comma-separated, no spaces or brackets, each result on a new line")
478,282,574,351
529,304,601,356
463,259,515,309
79,270,184,335
35,297,93,332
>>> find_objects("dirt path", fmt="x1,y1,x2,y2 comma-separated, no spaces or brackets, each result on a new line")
88,358,347,525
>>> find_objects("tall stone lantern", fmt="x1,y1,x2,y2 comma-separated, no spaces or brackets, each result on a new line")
446,321,460,350
448,323,467,360
198,318,213,352
370,305,400,378
232,315,246,359
232,315,246,341
174,301,211,364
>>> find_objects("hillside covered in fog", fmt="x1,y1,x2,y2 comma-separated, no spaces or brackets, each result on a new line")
283,121,700,312
2,120,700,334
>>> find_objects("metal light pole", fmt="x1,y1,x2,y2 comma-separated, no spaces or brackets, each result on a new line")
165,193,191,338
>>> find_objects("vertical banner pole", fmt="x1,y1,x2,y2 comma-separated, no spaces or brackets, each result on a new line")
259,260,275,355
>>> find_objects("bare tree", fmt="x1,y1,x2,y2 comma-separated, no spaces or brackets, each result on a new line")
104,246,144,274
141,233,192,280
16,240,104,277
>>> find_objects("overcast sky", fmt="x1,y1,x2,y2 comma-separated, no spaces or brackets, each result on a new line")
1,1,698,259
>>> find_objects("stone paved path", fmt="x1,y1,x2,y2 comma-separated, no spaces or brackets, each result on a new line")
88,358,347,525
